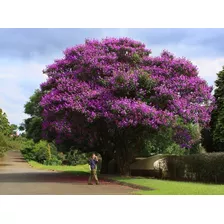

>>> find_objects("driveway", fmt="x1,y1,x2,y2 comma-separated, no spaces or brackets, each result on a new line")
0,151,134,195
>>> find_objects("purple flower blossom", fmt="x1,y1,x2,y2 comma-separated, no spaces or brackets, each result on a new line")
39,37,215,146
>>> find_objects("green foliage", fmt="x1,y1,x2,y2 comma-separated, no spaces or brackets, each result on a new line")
22,140,54,163
139,123,201,157
187,123,201,154
23,89,43,143
10,124,18,135
164,143,185,155
0,109,11,136
0,134,24,156
24,117,42,143
132,53,141,64
211,66,224,151
43,156,62,166
63,149,88,166
201,128,213,152
24,89,43,116
18,124,25,131
6,137,24,151
21,139,36,161
0,108,22,156
162,153,224,183
21,139,88,166
140,127,173,156
138,73,156,103
0,133,8,156
33,140,51,163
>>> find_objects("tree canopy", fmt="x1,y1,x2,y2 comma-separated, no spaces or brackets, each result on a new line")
210,66,224,151
0,109,17,136
39,38,214,174
22,89,43,143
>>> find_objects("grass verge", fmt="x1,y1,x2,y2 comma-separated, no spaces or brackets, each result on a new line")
29,161,224,195
29,161,90,176
112,177,224,195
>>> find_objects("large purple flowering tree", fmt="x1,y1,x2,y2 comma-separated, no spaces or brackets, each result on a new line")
40,38,214,175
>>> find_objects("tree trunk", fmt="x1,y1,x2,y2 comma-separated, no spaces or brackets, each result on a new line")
115,147,132,176
100,151,112,174
118,161,131,176
114,130,134,176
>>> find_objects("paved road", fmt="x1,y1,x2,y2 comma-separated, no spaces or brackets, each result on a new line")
0,151,134,195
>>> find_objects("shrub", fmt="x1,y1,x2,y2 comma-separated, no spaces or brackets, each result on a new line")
0,133,23,156
6,137,25,151
164,143,185,155
33,141,49,163
21,140,60,164
57,152,65,161
43,156,62,166
161,153,224,183
63,149,88,166
21,139,36,160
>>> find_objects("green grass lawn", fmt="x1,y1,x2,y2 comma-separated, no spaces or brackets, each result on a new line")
29,161,90,175
112,177,224,195
29,161,224,195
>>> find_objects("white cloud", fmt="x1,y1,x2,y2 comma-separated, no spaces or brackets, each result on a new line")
149,43,213,58
0,60,47,125
191,57,224,86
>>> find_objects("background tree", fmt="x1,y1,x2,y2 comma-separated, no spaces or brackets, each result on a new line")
18,123,25,131
201,127,213,152
10,124,18,135
40,38,214,175
0,109,22,155
0,109,11,136
23,89,43,143
209,66,224,151
0,109,9,156
0,133,8,156
141,122,202,156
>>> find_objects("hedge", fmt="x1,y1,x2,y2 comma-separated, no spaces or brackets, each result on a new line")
158,153,224,183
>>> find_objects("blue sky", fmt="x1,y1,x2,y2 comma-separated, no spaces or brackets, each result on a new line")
0,28,223,125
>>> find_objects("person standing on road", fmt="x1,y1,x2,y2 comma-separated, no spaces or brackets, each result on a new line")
88,153,100,185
